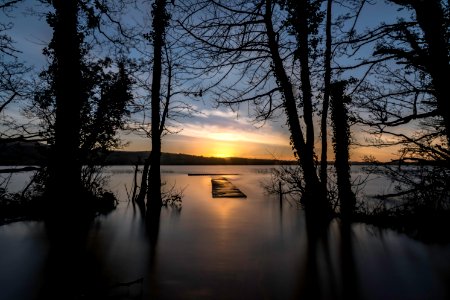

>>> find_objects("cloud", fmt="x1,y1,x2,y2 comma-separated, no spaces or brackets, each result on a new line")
124,107,295,159
169,108,291,145
161,134,294,160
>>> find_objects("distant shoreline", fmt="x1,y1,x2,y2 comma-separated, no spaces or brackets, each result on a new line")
0,141,427,166
0,142,297,165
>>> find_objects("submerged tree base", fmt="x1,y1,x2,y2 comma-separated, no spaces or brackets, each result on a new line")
0,189,118,226
0,193,42,225
264,165,450,243
353,209,450,243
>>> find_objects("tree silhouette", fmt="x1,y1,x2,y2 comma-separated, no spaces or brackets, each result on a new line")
0,0,32,137
44,0,84,215
278,0,331,218
344,0,449,165
179,0,332,219
146,0,171,214
36,0,133,219
330,81,356,220
382,0,450,145
320,0,333,189
333,0,450,222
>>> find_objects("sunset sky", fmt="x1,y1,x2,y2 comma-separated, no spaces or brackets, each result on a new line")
124,107,401,161
3,0,406,162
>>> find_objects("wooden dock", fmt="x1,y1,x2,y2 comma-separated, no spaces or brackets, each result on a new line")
188,173,240,176
211,177,247,198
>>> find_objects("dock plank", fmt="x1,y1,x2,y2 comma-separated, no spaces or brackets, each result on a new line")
211,177,247,198
188,173,240,176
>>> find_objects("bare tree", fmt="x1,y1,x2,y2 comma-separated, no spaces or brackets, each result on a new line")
0,0,31,131
130,1,198,214
146,0,170,213
320,0,333,188
179,0,332,218
338,0,449,165
332,0,450,219
384,0,450,146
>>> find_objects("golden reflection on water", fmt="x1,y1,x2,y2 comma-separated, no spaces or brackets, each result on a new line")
213,198,239,224
0,166,450,300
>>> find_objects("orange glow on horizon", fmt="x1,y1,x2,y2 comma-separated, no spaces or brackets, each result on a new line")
208,143,237,158
126,131,402,162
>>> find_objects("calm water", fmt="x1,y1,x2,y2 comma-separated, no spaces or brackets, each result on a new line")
0,165,449,299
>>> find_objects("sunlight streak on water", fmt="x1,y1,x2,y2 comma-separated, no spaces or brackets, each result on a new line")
0,166,449,299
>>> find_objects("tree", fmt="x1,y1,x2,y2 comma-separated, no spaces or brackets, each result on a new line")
146,0,171,214
333,0,450,219
342,0,449,165
320,0,333,188
132,1,195,214
0,0,31,130
180,0,331,218
277,0,331,217
45,0,84,215
383,0,450,146
37,0,133,218
330,81,356,220
136,48,175,211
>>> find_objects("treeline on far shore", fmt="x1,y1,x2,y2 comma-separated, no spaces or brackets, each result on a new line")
0,140,297,166
0,140,438,166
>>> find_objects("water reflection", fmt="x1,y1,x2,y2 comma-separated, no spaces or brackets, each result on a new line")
39,224,101,299
295,216,332,300
340,222,358,300
0,166,449,300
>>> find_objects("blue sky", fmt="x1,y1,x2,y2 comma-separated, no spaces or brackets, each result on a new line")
1,0,410,161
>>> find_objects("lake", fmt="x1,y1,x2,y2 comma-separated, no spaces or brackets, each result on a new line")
0,165,449,299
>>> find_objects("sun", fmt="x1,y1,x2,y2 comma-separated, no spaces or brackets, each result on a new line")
210,143,236,158
214,153,232,158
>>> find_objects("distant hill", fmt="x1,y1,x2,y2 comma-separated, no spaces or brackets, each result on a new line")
0,140,295,165
0,140,47,165
106,151,296,165
0,140,399,166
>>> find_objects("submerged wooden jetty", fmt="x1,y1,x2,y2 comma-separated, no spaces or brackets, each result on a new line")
188,173,240,176
211,177,247,198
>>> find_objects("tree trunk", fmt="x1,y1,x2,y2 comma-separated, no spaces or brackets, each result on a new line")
47,0,83,214
263,0,330,218
295,0,330,217
146,0,167,215
131,160,140,202
330,81,355,220
136,154,150,212
147,143,162,215
320,0,333,188
410,0,450,146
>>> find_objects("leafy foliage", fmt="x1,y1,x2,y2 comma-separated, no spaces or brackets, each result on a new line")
34,57,133,164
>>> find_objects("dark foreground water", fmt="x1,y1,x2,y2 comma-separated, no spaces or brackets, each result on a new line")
0,166,449,299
